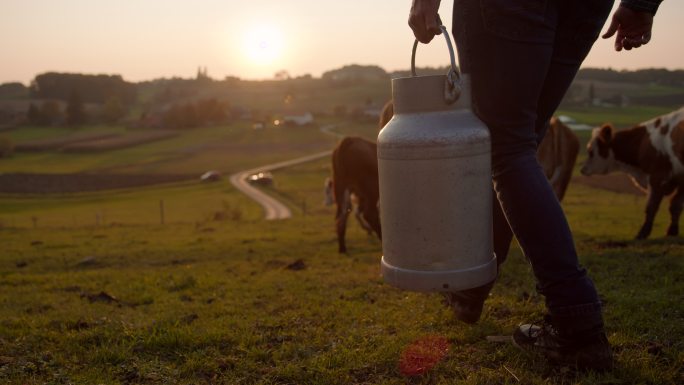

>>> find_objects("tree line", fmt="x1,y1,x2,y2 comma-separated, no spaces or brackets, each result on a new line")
576,68,684,86
30,73,136,105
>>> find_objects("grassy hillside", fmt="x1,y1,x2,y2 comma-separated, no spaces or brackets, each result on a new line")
1,87,683,383
1,153,683,384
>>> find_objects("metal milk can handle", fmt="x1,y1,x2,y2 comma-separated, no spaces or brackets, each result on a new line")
411,24,462,104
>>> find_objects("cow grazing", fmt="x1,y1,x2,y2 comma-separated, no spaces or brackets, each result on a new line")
537,117,580,201
330,137,381,253
581,107,684,239
325,103,394,253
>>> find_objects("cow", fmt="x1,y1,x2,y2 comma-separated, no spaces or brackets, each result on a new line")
580,107,684,239
324,102,395,253
330,136,381,253
538,117,580,201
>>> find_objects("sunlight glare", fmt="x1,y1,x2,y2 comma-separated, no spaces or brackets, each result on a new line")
244,24,284,65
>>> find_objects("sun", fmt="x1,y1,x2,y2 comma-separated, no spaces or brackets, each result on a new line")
244,25,284,65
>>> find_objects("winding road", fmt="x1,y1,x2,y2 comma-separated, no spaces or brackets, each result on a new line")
229,124,343,220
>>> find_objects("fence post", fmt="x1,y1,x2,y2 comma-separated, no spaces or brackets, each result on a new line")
160,200,165,225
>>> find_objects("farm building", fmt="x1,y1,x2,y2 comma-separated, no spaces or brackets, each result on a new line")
277,111,314,127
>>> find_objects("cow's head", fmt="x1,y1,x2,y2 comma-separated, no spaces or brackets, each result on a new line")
580,124,616,176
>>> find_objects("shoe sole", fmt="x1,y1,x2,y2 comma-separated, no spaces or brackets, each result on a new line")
512,333,613,372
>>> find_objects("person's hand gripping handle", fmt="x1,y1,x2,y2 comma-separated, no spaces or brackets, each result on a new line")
409,0,442,44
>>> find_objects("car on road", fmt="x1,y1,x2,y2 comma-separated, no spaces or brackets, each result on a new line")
247,171,273,186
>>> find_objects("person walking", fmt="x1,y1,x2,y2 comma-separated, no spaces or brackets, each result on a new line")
408,0,661,370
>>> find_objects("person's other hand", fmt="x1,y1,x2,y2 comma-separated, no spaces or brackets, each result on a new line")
409,0,442,44
602,5,654,51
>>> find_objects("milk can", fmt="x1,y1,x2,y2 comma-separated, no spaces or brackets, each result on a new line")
378,25,496,292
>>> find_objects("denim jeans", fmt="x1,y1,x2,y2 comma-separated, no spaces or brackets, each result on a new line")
452,0,614,330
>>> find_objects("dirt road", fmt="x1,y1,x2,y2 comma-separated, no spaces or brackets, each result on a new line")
229,124,342,220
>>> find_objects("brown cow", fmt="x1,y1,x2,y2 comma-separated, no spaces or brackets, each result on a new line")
537,117,580,201
325,103,394,253
580,107,684,239
330,136,381,253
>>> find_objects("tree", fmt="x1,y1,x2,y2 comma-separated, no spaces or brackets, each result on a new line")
27,103,41,125
30,72,137,105
163,104,184,129
66,89,86,126
0,82,28,99
181,104,198,128
40,101,62,125
195,98,227,125
274,70,290,80
102,96,125,124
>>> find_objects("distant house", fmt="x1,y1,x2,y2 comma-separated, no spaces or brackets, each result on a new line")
278,111,314,127
0,100,28,126
136,106,167,129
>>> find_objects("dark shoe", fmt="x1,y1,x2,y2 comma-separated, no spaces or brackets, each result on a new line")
513,317,613,371
441,292,484,324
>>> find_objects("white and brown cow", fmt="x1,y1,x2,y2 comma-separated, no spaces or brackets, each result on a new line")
581,107,684,239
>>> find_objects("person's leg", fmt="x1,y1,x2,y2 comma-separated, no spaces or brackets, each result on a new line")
452,0,613,353
524,0,615,334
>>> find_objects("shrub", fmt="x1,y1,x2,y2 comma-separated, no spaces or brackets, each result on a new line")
0,136,14,158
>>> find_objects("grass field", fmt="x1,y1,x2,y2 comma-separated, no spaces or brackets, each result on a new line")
556,105,674,128
0,122,341,175
1,108,683,384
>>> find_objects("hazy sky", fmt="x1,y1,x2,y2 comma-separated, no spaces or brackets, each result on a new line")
1,0,682,84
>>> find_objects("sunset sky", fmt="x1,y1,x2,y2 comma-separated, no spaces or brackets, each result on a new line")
1,0,682,84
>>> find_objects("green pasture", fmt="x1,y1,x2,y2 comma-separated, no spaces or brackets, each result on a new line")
0,180,263,228
557,105,673,128
1,105,683,383
1,149,683,384
5,125,127,144
0,122,340,175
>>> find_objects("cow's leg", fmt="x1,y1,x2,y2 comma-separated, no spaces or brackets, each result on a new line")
354,207,373,235
335,188,351,253
637,185,665,240
360,199,382,240
351,194,373,235
667,186,684,236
